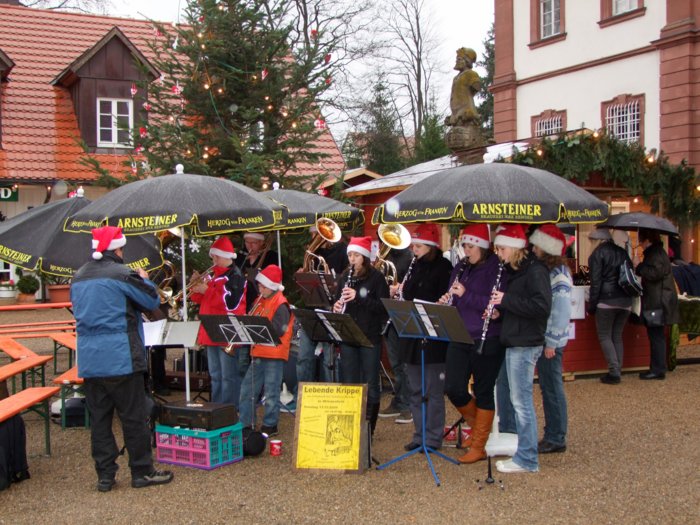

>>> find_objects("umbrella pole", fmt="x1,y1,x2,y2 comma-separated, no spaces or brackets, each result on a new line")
276,230,281,267
181,234,191,402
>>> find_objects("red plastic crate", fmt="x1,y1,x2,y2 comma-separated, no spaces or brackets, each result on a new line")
155,423,243,470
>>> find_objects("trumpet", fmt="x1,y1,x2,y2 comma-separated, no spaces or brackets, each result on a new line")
169,265,216,306
303,217,342,273
374,224,411,285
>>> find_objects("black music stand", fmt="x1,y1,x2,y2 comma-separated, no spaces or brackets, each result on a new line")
200,315,281,348
294,272,337,309
293,309,373,348
376,299,472,486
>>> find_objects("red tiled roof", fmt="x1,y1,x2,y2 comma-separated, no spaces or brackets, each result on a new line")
0,4,344,184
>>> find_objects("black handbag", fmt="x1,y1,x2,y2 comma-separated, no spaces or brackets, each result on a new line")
642,308,664,327
618,258,643,297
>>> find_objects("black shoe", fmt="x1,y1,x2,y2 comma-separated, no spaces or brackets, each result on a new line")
600,374,621,384
404,442,421,451
97,478,116,492
154,386,171,396
131,470,174,489
639,371,666,380
260,425,278,437
538,440,567,454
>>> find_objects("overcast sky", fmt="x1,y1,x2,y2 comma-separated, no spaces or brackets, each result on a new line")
109,0,495,137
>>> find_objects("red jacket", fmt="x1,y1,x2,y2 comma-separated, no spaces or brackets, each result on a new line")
191,264,246,346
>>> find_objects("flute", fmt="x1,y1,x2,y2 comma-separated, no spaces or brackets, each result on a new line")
339,265,355,314
474,262,504,355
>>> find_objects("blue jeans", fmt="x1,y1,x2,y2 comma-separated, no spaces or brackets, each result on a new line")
296,328,337,394
238,358,285,429
339,343,381,406
206,345,241,407
384,324,409,411
504,346,542,472
536,346,568,447
496,361,516,434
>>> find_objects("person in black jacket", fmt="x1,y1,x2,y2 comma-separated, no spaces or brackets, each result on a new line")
587,228,633,384
489,224,551,474
333,236,389,436
395,224,453,452
634,228,680,380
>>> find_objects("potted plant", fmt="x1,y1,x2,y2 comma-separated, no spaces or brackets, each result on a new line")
16,274,40,303
0,279,17,299
43,274,72,303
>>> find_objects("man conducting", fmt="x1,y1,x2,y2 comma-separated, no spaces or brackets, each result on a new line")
71,226,174,492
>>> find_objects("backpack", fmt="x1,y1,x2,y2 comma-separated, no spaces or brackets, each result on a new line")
618,257,643,297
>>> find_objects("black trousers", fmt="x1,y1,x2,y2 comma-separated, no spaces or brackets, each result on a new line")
83,373,153,480
444,339,505,410
646,325,667,375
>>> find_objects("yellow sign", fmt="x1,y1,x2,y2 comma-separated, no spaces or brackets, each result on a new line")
293,383,366,472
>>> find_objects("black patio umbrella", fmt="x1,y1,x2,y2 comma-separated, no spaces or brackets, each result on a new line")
0,193,163,278
263,188,363,231
372,163,609,225
598,211,678,235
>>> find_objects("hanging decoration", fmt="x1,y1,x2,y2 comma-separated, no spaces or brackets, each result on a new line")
324,54,331,64
130,83,138,97
139,127,148,139
142,102,152,111
310,29,318,40
261,68,269,80
313,118,326,130
171,81,183,95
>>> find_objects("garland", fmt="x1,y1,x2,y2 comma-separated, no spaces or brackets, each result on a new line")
500,130,700,227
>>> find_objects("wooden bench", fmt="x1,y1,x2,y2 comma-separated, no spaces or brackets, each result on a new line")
0,355,53,392
52,366,89,429
48,332,78,374
0,336,39,362
0,386,61,455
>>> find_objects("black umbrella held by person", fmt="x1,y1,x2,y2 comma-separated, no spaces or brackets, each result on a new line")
0,189,163,278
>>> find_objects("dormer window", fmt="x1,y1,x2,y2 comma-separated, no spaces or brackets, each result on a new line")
97,98,133,148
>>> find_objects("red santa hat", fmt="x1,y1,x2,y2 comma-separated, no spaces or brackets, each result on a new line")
256,264,284,291
411,223,440,247
209,236,236,260
460,224,491,249
91,226,126,260
243,232,265,241
529,224,566,256
347,236,372,258
493,224,527,249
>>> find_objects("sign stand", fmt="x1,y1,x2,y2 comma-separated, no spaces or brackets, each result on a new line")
376,299,472,486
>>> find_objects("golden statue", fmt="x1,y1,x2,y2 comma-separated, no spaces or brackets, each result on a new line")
445,47,481,126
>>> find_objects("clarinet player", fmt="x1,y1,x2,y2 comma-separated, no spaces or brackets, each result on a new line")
332,236,389,438
398,224,453,452
438,224,507,463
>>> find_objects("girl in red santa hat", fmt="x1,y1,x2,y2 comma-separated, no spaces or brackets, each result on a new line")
332,236,389,437
189,236,247,407
489,223,551,474
396,224,453,452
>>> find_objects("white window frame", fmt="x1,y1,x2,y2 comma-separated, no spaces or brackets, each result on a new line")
612,0,635,16
535,116,563,137
606,100,640,144
540,0,561,39
97,98,133,148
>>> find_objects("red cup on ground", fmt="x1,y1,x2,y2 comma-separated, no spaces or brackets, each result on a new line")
443,426,457,441
460,427,472,443
269,439,282,456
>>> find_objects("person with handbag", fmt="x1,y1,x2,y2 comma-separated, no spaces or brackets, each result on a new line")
587,228,634,384
634,228,680,380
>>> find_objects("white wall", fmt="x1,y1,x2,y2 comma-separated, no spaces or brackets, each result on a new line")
514,1,665,80
516,51,660,150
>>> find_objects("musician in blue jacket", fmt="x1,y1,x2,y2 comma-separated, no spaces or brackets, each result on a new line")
71,226,173,492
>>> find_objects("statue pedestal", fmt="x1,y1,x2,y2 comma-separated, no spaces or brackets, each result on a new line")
446,124,482,151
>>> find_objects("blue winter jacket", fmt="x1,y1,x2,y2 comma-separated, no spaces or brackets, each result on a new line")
71,252,160,378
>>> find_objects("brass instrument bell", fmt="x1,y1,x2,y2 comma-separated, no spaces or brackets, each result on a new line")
374,224,411,285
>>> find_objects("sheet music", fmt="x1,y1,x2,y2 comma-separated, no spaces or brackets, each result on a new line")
162,321,201,347
316,312,342,342
414,304,438,338
143,319,167,346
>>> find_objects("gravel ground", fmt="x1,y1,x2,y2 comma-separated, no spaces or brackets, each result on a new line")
1,308,699,524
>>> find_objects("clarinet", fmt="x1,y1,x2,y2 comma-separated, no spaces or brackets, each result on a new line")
382,256,417,335
446,258,469,306
339,265,355,314
474,262,504,355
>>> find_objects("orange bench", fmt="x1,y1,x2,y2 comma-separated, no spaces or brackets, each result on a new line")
52,366,89,429
0,336,39,362
48,332,78,374
0,355,53,391
0,386,60,455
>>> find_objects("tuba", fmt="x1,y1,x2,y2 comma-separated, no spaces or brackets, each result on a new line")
374,224,411,285
302,217,341,273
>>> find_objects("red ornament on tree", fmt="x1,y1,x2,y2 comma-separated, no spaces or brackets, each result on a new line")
261,68,269,80
130,83,138,97
324,54,331,64
310,29,318,39
139,126,148,138
317,188,329,196
313,118,326,130
325,76,332,85
171,82,183,95
142,102,152,111
134,145,144,154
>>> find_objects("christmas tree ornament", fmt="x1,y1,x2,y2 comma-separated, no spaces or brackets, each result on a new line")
261,68,269,80
130,83,138,97
139,127,148,138
142,102,152,111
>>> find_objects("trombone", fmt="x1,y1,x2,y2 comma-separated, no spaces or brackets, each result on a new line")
168,265,216,307
302,217,342,273
374,224,411,285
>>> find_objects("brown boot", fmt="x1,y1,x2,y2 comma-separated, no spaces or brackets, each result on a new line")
458,409,495,464
455,398,476,448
